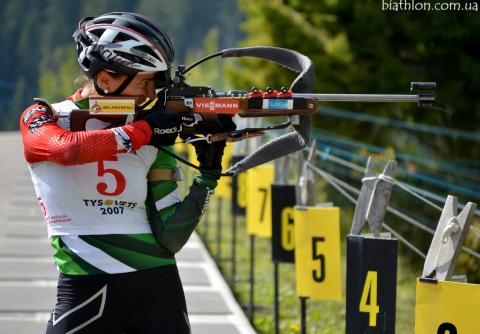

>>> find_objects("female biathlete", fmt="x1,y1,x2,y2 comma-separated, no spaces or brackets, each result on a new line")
20,12,225,334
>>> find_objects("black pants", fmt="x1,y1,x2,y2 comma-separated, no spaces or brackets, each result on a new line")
46,265,190,334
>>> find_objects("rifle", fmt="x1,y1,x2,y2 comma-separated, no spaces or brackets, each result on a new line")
53,47,437,175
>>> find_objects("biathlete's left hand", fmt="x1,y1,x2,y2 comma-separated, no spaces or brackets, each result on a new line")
190,137,226,179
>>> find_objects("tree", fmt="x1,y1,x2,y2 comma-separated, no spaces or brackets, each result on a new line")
231,0,480,172
0,0,244,130
230,0,480,272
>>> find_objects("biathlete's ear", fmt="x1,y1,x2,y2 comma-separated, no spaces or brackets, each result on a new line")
95,70,128,94
95,70,111,90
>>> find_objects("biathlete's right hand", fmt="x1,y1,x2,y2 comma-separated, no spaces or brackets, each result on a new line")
143,111,184,147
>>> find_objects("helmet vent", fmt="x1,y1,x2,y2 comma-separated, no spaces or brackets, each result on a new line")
94,18,115,24
113,32,139,43
88,29,104,40
116,51,154,67
133,45,161,62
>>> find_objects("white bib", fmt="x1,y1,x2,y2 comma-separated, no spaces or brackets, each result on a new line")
28,100,158,237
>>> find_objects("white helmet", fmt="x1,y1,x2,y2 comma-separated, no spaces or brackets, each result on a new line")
73,12,175,85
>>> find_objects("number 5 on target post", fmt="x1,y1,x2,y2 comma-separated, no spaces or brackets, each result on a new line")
294,206,342,300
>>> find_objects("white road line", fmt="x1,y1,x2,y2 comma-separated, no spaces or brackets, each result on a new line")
0,257,52,262
0,313,50,321
0,280,57,287
189,314,244,324
181,241,201,249
0,313,242,325
183,286,216,292
177,262,208,268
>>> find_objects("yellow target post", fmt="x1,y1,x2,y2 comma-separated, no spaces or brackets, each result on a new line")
185,142,232,198
415,278,480,334
246,165,274,237
185,143,197,185
234,171,248,213
245,164,274,323
174,141,188,154
294,206,342,300
215,143,233,199
230,155,247,294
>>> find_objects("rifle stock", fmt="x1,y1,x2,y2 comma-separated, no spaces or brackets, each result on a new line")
69,96,318,131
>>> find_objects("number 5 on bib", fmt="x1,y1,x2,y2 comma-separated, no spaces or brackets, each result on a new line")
97,156,126,196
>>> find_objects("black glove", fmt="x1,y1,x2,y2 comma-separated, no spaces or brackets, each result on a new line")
143,111,184,147
191,115,237,135
191,137,226,175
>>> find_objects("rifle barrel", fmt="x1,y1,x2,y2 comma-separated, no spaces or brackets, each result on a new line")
293,93,434,103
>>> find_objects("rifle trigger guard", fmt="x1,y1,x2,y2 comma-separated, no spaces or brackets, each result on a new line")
206,134,213,144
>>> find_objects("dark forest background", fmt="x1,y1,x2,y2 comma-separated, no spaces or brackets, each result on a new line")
0,0,244,128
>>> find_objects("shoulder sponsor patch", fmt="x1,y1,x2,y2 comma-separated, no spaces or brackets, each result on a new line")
28,114,54,133
112,127,133,151
23,106,48,126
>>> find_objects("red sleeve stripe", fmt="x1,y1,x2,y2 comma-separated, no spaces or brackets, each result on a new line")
20,104,152,165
